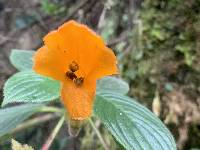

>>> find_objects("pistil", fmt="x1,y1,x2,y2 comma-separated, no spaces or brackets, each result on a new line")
74,77,84,86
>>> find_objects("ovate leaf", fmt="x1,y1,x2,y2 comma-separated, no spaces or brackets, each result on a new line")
3,71,60,106
94,92,176,150
10,50,35,71
0,104,42,137
97,77,129,95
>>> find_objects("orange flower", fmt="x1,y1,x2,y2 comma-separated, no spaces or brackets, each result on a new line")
33,20,118,120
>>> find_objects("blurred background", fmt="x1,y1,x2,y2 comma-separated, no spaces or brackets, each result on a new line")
0,0,200,149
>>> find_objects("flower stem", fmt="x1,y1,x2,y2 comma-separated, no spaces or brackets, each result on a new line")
89,119,109,150
12,113,57,134
39,106,64,114
41,116,65,150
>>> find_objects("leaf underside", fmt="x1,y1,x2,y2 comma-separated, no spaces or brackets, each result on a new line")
0,104,42,137
94,92,176,150
10,49,35,71
3,71,61,106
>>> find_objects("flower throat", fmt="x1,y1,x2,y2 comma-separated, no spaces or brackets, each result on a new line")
66,61,84,86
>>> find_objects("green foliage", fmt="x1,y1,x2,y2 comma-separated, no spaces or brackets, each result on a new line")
10,50,35,71
97,76,129,95
41,0,63,15
101,19,116,42
94,92,176,150
139,0,199,68
119,0,200,109
0,104,42,137
3,71,61,106
175,45,194,66
1,49,176,149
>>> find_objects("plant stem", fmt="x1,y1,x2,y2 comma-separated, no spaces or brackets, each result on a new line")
89,119,109,150
39,106,64,114
41,116,65,150
11,114,57,134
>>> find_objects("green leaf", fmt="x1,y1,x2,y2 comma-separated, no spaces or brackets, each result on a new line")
3,71,60,106
94,92,176,150
3,72,128,105
97,77,129,95
0,104,42,137
10,50,35,71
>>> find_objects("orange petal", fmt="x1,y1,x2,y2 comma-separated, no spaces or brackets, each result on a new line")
57,20,118,79
61,78,96,120
33,46,66,81
87,46,118,79
43,30,76,68
33,31,74,81
43,31,59,51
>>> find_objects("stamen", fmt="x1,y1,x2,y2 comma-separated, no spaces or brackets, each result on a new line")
74,77,84,86
69,61,79,72
66,71,77,80
66,61,84,86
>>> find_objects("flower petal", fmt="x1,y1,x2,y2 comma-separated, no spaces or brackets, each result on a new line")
33,46,65,81
33,31,74,81
87,46,118,79
61,78,96,120
57,20,118,79
43,30,75,67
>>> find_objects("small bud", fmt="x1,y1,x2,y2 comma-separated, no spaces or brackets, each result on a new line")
152,91,161,117
68,119,84,137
